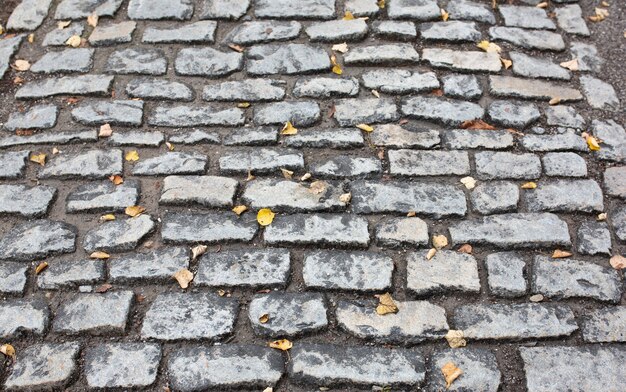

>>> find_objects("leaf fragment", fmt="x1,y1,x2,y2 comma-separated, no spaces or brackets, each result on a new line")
95,283,112,293
259,313,270,324
477,40,501,53
228,43,245,52
257,208,275,226
165,141,174,151
125,150,139,161
57,20,71,29
269,339,292,351
500,57,512,69
0,344,15,359
12,59,30,71
27,34,34,43
521,182,537,189
343,11,355,20
549,97,561,105
560,58,579,71
339,192,352,203
109,175,124,185
586,135,601,151
460,119,496,130
407,211,416,217
552,249,572,259
237,102,251,108
87,14,99,27
597,212,607,221
529,294,544,302
432,234,448,250
426,248,437,260
442,362,463,389
609,254,626,270
309,181,327,195
330,54,342,75
281,121,298,135
376,293,399,315
445,330,467,348
65,35,81,47
232,205,248,216
441,8,449,21
35,261,48,274
100,214,115,221
371,89,380,98
191,245,208,261
378,0,385,8
300,173,312,181
247,170,255,181
356,123,374,132
125,205,145,217
458,244,473,254
536,1,548,8
173,268,194,289
460,176,476,190
90,251,110,259
29,152,46,166
281,168,294,179
98,123,112,137
332,42,348,53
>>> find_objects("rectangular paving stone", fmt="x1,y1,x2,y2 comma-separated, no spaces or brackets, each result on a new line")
449,213,571,248
66,179,139,213
577,221,611,256
442,74,482,99
199,0,250,20
0,184,56,218
448,0,495,24
141,292,237,340
131,152,208,176
292,77,359,98
303,250,393,291
0,129,97,148
0,220,77,261
389,150,470,176
288,344,426,387
532,256,622,303
582,307,626,343
441,129,514,149
334,98,399,126
203,79,286,102
105,48,167,75
542,152,587,177
555,4,590,36
375,217,428,248
5,104,58,131
224,20,302,45
219,148,304,174
499,5,555,30
143,21,217,43
344,44,420,65
0,35,24,79
149,105,244,127
305,19,368,42
489,26,565,51
580,75,620,111
83,214,155,253
53,291,133,335
127,0,193,20
361,69,439,94
161,212,258,244
6,0,52,31
282,128,364,149
369,124,440,148
89,21,136,46
264,214,370,248
39,149,122,179
592,119,625,163
16,75,114,99
420,21,481,42
0,298,49,338
108,130,164,147
310,155,381,178
71,100,143,126
109,247,189,283
175,47,243,77
255,0,336,19
248,292,328,337
243,179,346,212
521,132,587,152
346,0,380,17
605,166,626,199
422,48,501,72
168,345,284,391
426,348,501,392
127,79,193,101
0,151,28,178
489,75,582,102
246,44,331,75
169,129,221,145
470,181,519,215
485,252,527,297
509,52,571,80
0,261,28,294
223,126,277,146
31,48,94,74
401,96,484,126
373,20,417,39
160,175,237,207
525,179,604,213
571,41,603,72
407,250,480,295
388,0,439,20
55,0,123,19
475,151,541,180
452,303,578,340
253,101,320,127
37,259,105,289
84,343,161,389
545,105,585,128
350,180,467,218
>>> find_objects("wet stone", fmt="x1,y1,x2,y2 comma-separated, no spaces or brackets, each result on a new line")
175,47,243,77
420,21,481,42
306,19,368,42
346,0,379,17
449,213,571,248
255,0,336,19
525,179,604,213
426,349,501,392
374,217,429,248
337,300,448,343
37,259,104,289
453,303,577,340
66,180,140,213
0,130,98,148
571,42,603,72
53,291,134,334
475,152,541,180
248,292,328,336
141,292,238,340
160,175,237,207
219,148,304,174
555,4,589,36
242,179,346,212
4,343,80,391
83,215,155,253
200,0,250,20
127,0,193,20
149,105,244,127
580,76,620,111
132,152,207,176
489,27,565,51
203,79,286,102
0,184,56,218
266,214,370,248
577,221,611,256
545,105,584,128
334,98,398,126
592,119,625,162
288,344,425,387
40,149,122,179
0,262,28,294
43,24,84,46
389,150,470,176
246,44,330,75
253,101,320,127
509,52,571,80
0,220,76,261
542,152,587,177
15,75,114,99
441,129,514,149
407,250,480,295
109,247,189,283
522,131,587,152
223,126,277,146
344,44,420,66
361,69,439,94
0,151,28,178
293,77,359,98
84,343,160,389
303,250,391,291
72,100,143,126
31,48,94,74
310,156,381,178
195,248,290,288
224,21,301,45
372,21,417,39
106,48,167,75
485,252,527,297
489,75,582,102
126,78,194,101
605,167,626,198
499,5,555,30
143,21,216,43
6,0,52,31
170,129,220,144
442,74,482,100
369,124,440,148
532,256,621,303
487,100,540,129
4,104,58,131
89,21,136,46
161,212,258,244
582,307,626,343
422,48,501,72
388,0,439,20
401,96,484,126
0,298,49,338
55,0,123,19
470,181,519,215
283,128,364,149
168,345,284,391
351,180,467,218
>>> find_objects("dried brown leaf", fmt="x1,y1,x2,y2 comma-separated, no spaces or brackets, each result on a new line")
173,268,194,289
375,293,399,315
445,330,467,348
442,362,463,389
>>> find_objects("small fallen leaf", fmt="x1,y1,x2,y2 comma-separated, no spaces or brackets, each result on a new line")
58,20,71,29
13,76,24,85
0,24,4,35
609,254,626,270
332,42,348,53
165,141,174,151
0,344,15,359
125,150,139,161
339,192,352,203
343,10,355,20
441,8,449,21
378,0,385,8
460,119,496,130
552,249,572,259
356,123,374,132
191,245,208,261
217,289,227,296
95,283,112,293
125,205,145,217
228,43,245,52
529,294,544,302
407,211,416,217
426,248,437,260
263,388,273,392
269,339,292,351
500,57,512,69
65,35,81,47
247,170,255,181
445,330,467,348
597,212,607,221
331,54,342,75
458,244,473,254
477,40,501,53
90,251,110,259
586,135,601,151
281,168,294,179
232,205,248,216
376,293,399,315
281,121,298,135
109,175,124,185
433,234,448,250
300,173,312,181
560,58,579,71
371,89,380,98
87,14,99,27
100,214,115,221
52,147,60,155
35,261,48,274
549,97,561,105
309,181,327,195
259,313,270,323
536,1,548,8
237,102,250,108
99,123,112,137
442,362,463,389
29,153,46,166
460,176,476,190
12,59,30,71
27,34,34,43
431,88,444,96
173,268,194,289
521,182,537,189
257,208,275,226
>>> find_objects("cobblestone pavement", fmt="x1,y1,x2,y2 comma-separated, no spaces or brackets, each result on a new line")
0,0,625,391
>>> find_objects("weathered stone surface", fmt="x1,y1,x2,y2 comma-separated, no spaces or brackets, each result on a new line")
71,100,143,126
160,175,236,207
441,129,513,149
15,75,114,99
475,152,541,179
200,0,250,19
442,74,482,99
223,126,277,146
306,19,368,42
337,300,448,343
149,105,244,127
0,298,49,337
525,179,604,213
168,345,284,391
485,252,526,297
53,291,133,334
128,0,193,20
248,292,328,336
447,0,495,24
0,151,28,178
108,131,164,147
361,69,438,94
5,104,58,131
489,26,565,51
470,181,519,214
293,77,359,98
195,248,290,288
303,250,392,291
106,48,167,75
351,180,467,218
605,166,626,198
253,101,320,126
265,214,370,248
288,344,425,387
132,152,207,176
571,41,603,72
344,44,420,65
43,24,84,46
84,343,160,388
592,119,626,163
175,47,243,77
89,21,136,46
141,292,237,340
407,250,480,295
489,75,582,102
0,35,24,79
0,184,55,218
580,75,620,110
369,124,440,148
510,52,570,80
83,215,155,253
55,0,123,19
545,105,584,128
520,346,626,392
161,212,258,244
401,96,484,125
143,21,216,43
283,128,364,149
582,307,626,343
449,213,571,248
4,343,80,390
522,132,587,152
611,206,626,242
30,48,93,74
255,0,335,19
372,21,417,39
388,0,439,20
219,148,303,174
334,98,398,126
542,152,587,177
426,349,501,392
243,179,346,212
499,5,555,30
0,220,76,261
453,303,577,340
555,4,589,36
66,180,139,213
203,79,285,102
224,20,301,45
577,221,611,256
37,259,105,289
39,149,122,179
169,129,220,144
420,21,481,42
246,44,330,75
389,150,470,176
346,0,379,17
422,48,501,72
487,100,540,128
7,0,51,30
109,247,189,283
375,217,428,248
0,262,27,294
310,156,380,177
534,256,622,303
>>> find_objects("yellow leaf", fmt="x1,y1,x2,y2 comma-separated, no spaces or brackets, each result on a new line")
87,14,99,27
109,175,124,185
125,205,146,217
173,268,194,289
309,181,327,195
609,254,626,270
228,43,245,52
0,344,15,359
191,244,208,261
552,249,572,259
263,388,273,392
125,150,139,161
441,8,449,21
560,58,579,71
376,293,399,315
460,176,476,190
442,362,463,389
281,121,298,135
257,208,275,226
99,123,112,137
29,153,46,166
0,24,4,35
432,234,448,250
166,141,174,151
332,64,343,75
332,42,348,53
371,89,380,98
426,248,437,260
268,339,292,351
586,136,601,151
378,0,385,8
217,289,227,296
339,193,351,203
476,40,501,53
500,57,512,69
521,182,537,189
100,214,115,221
259,313,270,323
445,330,467,348
65,35,81,47
90,251,110,259
343,11,355,20
27,34,34,43
57,20,71,29
356,123,374,132
281,168,293,179
237,102,251,108
35,261,48,274
232,205,248,216
52,147,59,155
12,59,30,71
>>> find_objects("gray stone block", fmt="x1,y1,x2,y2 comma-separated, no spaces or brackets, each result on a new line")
265,214,370,248
0,184,56,218
161,212,258,244
84,343,161,388
4,343,80,390
485,252,527,297
83,215,155,253
160,175,237,207
407,250,480,295
66,179,140,213
109,247,189,283
0,220,76,261
0,298,49,338
248,292,328,336
53,291,134,334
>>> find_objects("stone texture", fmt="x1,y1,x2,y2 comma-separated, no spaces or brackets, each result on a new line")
127,0,193,20
0,220,76,261
255,0,336,19
524,179,604,213
542,152,587,177
361,69,439,94
55,0,123,19
499,5,555,30
470,181,519,214
0,35,24,79
283,128,364,149
346,0,379,17
582,307,626,343
577,221,611,256
545,105,584,128
389,149,470,176
175,47,243,77
487,100,540,128
132,152,207,176
160,175,237,207
149,105,244,127
4,104,58,131
246,44,330,75
83,215,155,253
89,21,136,46
387,0,439,20
571,41,603,72
71,100,144,126
374,217,429,248
253,101,320,127
53,291,133,334
108,131,164,147
169,129,221,144
142,21,216,43
489,26,565,51
420,21,481,42
372,21,416,39
219,148,303,174
37,259,105,289
401,96,484,126
510,52,570,80
248,292,328,336
475,152,541,180
592,119,626,163
4,343,80,390
66,180,140,213
305,19,368,42
334,98,398,126
30,48,93,74
243,179,346,212
203,79,286,102
407,250,480,295
522,132,587,152
0,262,28,294
485,252,527,297
293,77,359,98
344,44,420,65
605,166,626,198
105,48,167,75
422,48,501,72
442,74,482,99
426,349,501,392
200,0,250,19
39,149,122,179
7,0,52,30
265,214,370,248
613,206,626,243
84,343,160,388
369,124,440,148
15,75,114,99
447,0,495,24
555,4,589,36
223,126,277,146
0,184,56,218
489,75,582,102
310,156,380,178
580,76,620,110
109,247,189,283
161,212,258,244
43,24,84,46
224,21,301,45
0,298,49,338
0,151,29,178
441,129,514,149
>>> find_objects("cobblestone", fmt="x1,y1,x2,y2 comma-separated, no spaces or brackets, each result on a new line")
442,74,482,100
292,77,359,98
203,79,286,102
0,262,27,294
374,217,429,248
334,98,398,126
84,343,160,388
31,48,93,74
577,221,611,256
524,179,604,213
509,52,570,80
37,258,105,289
15,74,113,99
224,20,301,45
0,151,28,178
426,349,501,391
127,78,193,100
542,152,587,177
401,96,484,126
389,149,470,176
243,179,346,212
71,100,144,126
219,148,303,174
246,44,330,75
248,292,328,336
422,48,501,72
0,184,56,218
485,252,527,297
55,0,123,19
605,166,626,198
369,124,440,148
407,250,480,295
283,128,363,149
470,181,519,215
109,247,189,283
582,307,626,343
83,214,155,252
66,179,139,213
0,220,77,261
305,19,368,42
441,129,513,149
265,214,370,248
344,44,420,65
5,104,58,131
53,291,133,334
143,21,216,43
0,298,49,338
162,212,258,244
475,151,541,180
487,100,540,128
175,47,242,77
420,21,481,42
132,151,207,175
489,27,565,51
310,156,379,178
89,21,136,46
